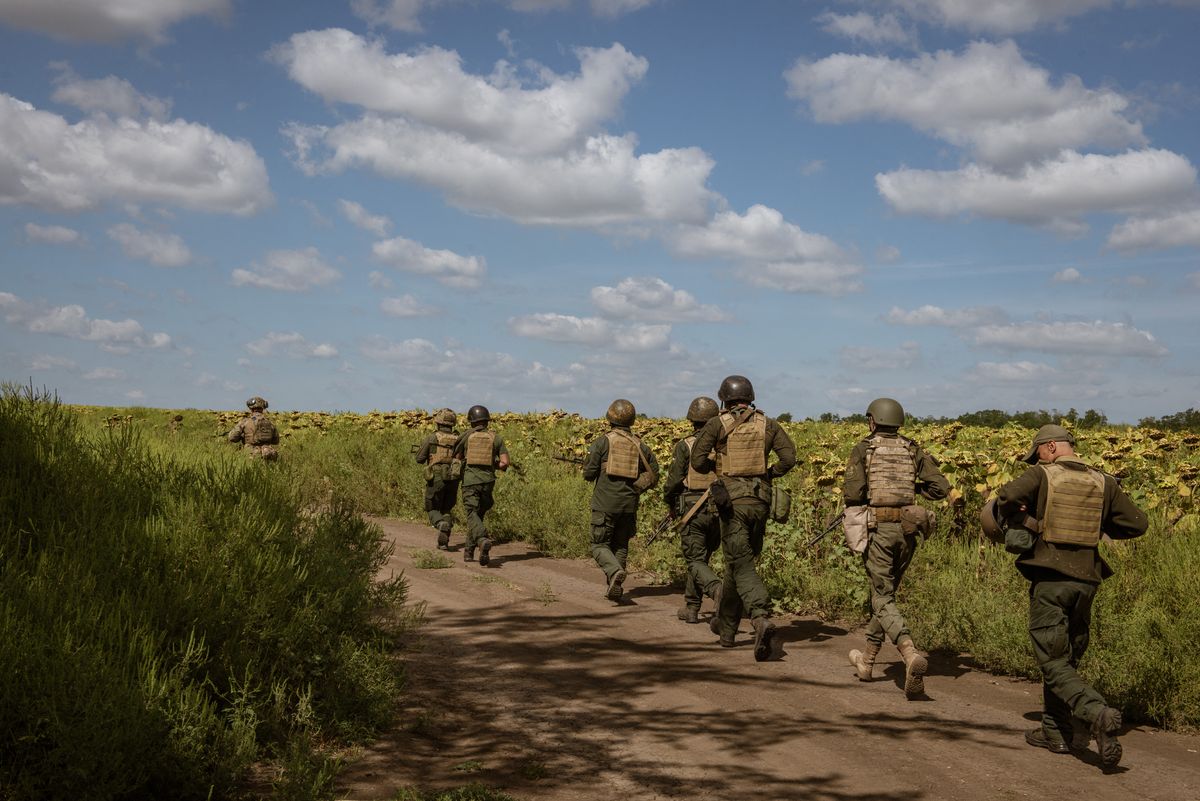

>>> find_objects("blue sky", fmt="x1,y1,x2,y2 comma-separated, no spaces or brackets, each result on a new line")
1,0,1198,421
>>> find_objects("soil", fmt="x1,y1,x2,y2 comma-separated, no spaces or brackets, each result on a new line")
337,518,1200,801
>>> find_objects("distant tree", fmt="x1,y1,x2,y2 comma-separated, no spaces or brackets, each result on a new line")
776,412,793,423
1138,408,1200,431
818,412,840,423
1079,409,1109,429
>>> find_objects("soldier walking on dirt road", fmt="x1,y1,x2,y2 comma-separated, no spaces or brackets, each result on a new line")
989,424,1147,767
415,408,463,550
452,405,509,566
690,375,795,661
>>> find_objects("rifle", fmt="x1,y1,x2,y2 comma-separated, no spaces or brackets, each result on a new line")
643,515,675,548
645,488,712,548
552,453,587,466
807,509,845,548
409,443,421,453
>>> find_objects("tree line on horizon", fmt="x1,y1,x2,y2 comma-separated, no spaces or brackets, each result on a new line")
785,407,1200,432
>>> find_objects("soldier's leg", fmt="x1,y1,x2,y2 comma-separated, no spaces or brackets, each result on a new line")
863,522,911,646
462,486,486,558
717,502,771,636
424,479,442,528
612,512,635,571
1029,581,1107,742
680,520,711,612
589,511,622,580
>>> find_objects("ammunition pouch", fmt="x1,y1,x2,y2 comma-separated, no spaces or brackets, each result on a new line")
873,506,905,524
447,459,463,481
843,506,869,554
899,504,935,538
632,465,658,494
770,485,791,524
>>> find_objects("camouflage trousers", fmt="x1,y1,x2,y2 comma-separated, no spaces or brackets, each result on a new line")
590,510,636,582
679,493,721,610
1029,579,1107,741
714,500,770,637
861,521,917,647
424,477,459,531
460,483,495,550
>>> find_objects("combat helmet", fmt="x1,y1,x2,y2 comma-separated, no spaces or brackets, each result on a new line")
467,405,490,426
434,408,456,427
717,375,754,406
979,499,1004,544
866,397,904,428
606,399,636,427
686,396,719,423
246,396,268,411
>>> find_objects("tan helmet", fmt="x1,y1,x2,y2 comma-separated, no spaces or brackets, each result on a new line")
606,399,636,427
866,397,904,428
980,499,1005,544
246,396,268,411
686,396,719,423
434,408,456,427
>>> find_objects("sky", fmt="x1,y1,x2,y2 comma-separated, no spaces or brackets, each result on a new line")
1,0,1198,421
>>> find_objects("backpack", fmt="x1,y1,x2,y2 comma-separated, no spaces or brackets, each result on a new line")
248,413,278,446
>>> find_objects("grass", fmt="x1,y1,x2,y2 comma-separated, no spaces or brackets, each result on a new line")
533,581,558,605
393,784,516,801
412,548,454,569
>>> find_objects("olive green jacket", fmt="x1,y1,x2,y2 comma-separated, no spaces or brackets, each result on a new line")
996,456,1148,584
842,434,950,507
583,426,659,514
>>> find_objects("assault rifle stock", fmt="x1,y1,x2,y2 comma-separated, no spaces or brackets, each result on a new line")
642,514,675,548
552,453,587,466
807,509,845,548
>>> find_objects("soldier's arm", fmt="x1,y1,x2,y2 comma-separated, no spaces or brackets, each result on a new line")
227,420,245,443
690,418,720,473
995,466,1043,521
415,435,433,464
843,443,868,506
495,436,510,470
1103,480,1149,540
768,420,796,478
451,433,467,459
915,447,951,501
641,442,661,488
582,437,606,482
663,439,689,508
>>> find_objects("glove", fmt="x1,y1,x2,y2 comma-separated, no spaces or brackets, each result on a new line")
1004,527,1035,555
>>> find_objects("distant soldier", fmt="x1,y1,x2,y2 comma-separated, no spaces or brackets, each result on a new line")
583,399,660,603
452,405,510,565
691,376,795,661
842,397,949,698
663,396,722,623
226,396,279,460
989,425,1147,766
415,408,463,550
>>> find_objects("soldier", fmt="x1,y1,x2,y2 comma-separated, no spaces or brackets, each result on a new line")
226,396,279,460
843,398,950,698
583,399,660,603
415,408,463,550
990,424,1147,767
452,405,510,565
663,396,722,623
691,376,795,661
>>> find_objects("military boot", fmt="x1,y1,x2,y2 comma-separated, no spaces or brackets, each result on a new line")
751,616,775,662
478,537,492,566
1091,706,1123,767
677,606,699,624
464,547,475,563
436,522,451,550
897,639,928,698
710,614,735,647
848,641,881,681
605,569,626,601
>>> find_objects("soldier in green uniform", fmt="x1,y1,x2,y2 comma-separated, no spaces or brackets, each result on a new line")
226,396,280,460
583,399,660,603
663,396,722,623
691,376,795,661
843,398,950,698
452,405,510,566
415,408,463,550
992,424,1147,767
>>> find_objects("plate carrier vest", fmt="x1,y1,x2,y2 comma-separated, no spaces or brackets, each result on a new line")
866,434,916,507
683,435,717,491
1040,461,1105,547
428,430,458,466
465,430,496,467
715,409,767,478
605,430,641,480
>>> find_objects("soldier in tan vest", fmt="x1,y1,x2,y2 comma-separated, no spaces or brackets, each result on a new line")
582,399,659,602
226,396,279,460
994,424,1147,767
663,396,722,623
691,376,795,661
451,405,509,566
415,408,463,550
843,397,948,698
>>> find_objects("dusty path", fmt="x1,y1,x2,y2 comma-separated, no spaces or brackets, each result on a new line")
339,519,1200,801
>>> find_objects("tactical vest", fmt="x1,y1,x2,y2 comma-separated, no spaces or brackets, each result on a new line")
428,431,458,466
683,435,716,491
465,430,495,467
865,434,916,507
1040,461,1105,547
605,430,641,479
247,413,278,446
715,409,767,477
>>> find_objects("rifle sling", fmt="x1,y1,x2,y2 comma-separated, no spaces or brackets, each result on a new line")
676,487,712,530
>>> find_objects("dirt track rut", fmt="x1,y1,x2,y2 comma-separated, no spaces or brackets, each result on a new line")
337,518,1200,801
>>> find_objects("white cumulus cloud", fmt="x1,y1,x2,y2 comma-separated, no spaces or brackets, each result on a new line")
973,320,1168,357
50,63,171,119
24,222,82,245
1106,208,1200,252
232,247,341,292
885,304,1008,327
0,291,170,348
30,354,76,370
1052,267,1085,283
817,12,918,48
508,313,671,352
380,294,438,317
968,360,1059,383
0,93,272,215
0,0,230,43
83,367,126,381
245,331,339,359
590,277,730,322
372,236,485,288
107,223,192,267
338,198,392,236
839,342,921,370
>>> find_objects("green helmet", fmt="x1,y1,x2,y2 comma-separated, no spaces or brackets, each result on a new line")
246,396,268,411
717,375,754,406
866,397,904,428
467,405,490,425
434,408,456,427
606,399,636,427
686,396,719,423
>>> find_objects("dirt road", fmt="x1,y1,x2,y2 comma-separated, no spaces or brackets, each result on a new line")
338,519,1200,801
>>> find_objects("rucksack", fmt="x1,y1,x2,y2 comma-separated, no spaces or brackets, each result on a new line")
248,413,278,446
